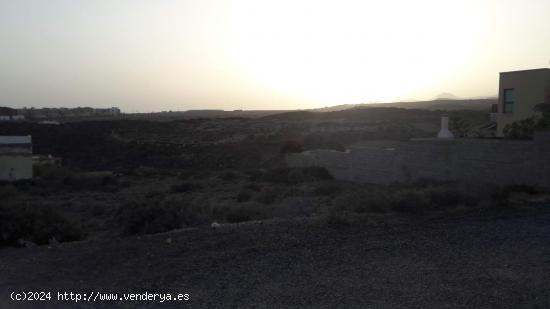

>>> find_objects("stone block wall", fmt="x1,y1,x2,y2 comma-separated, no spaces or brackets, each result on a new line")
286,136,550,188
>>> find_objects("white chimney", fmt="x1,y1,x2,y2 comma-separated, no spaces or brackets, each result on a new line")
437,115,454,139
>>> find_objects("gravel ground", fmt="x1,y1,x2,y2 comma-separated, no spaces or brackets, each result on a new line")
1,208,550,309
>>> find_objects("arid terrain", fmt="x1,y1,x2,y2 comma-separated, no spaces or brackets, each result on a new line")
2,104,549,308
1,206,550,309
2,0,549,306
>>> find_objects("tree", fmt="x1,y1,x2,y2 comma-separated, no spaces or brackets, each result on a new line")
450,115,471,138
534,102,550,130
503,101,550,139
503,117,537,139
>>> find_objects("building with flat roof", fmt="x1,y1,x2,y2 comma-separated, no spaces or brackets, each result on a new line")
0,106,24,121
496,68,550,136
0,136,33,181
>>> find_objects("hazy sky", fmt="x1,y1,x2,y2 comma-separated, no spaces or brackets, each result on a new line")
1,0,549,112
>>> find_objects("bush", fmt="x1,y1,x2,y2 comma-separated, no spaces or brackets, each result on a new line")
425,186,477,208
0,184,19,199
245,169,264,182
287,169,309,184
243,183,262,192
391,189,431,215
236,191,252,202
300,167,334,181
279,140,303,156
0,204,83,247
328,182,486,219
133,166,160,177
170,181,202,193
262,167,333,184
324,207,351,226
254,187,281,204
60,174,120,192
117,197,212,235
503,117,537,139
262,167,291,183
491,185,539,207
311,184,341,197
213,202,267,223
332,188,392,214
33,165,72,180
144,190,164,199
117,201,182,235
219,170,238,181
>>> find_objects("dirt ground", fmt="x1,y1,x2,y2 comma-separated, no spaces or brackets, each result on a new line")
1,208,550,309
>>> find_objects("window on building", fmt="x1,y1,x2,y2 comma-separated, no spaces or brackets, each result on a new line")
503,89,514,113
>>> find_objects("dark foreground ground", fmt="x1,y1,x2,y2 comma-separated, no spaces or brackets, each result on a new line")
1,208,550,309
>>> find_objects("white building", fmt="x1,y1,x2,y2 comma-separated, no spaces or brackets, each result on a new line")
495,68,550,136
0,136,33,181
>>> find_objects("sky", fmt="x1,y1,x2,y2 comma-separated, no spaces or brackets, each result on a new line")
1,0,549,112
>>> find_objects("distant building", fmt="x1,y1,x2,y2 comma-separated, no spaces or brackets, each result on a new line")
0,107,24,121
17,107,120,120
496,68,550,136
0,136,33,181
11,115,25,121
94,107,121,116
32,154,62,166
38,120,61,125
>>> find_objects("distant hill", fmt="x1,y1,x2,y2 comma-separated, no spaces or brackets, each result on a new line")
309,98,497,113
308,104,358,112
262,106,489,125
124,109,291,121
120,98,496,121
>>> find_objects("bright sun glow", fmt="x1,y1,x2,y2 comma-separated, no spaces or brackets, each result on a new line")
229,0,481,108
3,0,549,111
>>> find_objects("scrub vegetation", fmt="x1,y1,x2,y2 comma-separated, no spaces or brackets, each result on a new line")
2,165,546,247
1,106,547,247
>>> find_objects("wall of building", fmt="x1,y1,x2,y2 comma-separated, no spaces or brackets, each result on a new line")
287,134,550,188
0,136,33,181
0,156,33,181
496,69,550,136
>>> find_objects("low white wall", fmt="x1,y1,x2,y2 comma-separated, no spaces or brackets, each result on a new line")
0,156,33,181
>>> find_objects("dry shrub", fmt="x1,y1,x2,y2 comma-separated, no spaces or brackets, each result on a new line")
213,202,268,223
333,188,392,214
262,167,333,184
236,191,253,202
170,181,203,193
254,187,283,204
117,197,211,235
311,184,341,197
391,189,431,215
0,204,83,247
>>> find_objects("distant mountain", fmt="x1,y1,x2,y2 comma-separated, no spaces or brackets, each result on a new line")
435,92,460,100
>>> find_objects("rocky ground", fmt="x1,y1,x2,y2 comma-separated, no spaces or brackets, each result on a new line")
1,207,550,309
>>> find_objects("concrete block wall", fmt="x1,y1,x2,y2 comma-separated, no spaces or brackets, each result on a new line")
286,137,550,188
